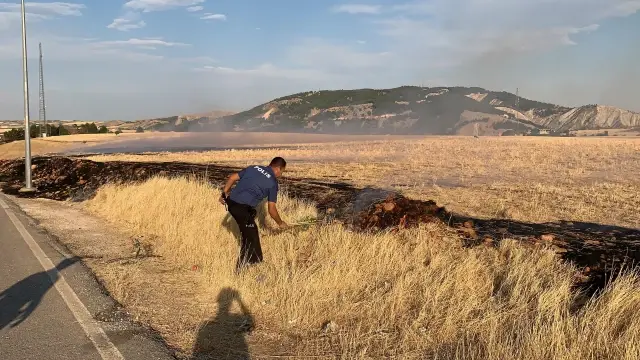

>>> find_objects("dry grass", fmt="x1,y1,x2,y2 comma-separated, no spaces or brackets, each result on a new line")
16,135,633,357
0,139,76,159
85,177,640,359
0,133,188,159
88,137,640,229
1,135,117,159
87,137,640,184
80,132,425,153
2,131,424,159
38,132,184,142
573,129,640,137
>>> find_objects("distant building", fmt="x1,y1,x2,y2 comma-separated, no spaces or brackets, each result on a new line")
539,129,551,135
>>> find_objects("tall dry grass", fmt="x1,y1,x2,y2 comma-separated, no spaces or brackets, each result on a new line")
86,137,640,231
86,137,640,183
86,177,640,359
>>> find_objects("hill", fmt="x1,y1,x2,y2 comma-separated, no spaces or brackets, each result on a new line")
192,86,640,135
127,110,236,132
1,111,235,135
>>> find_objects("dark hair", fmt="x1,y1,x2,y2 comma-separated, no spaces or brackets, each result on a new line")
269,157,287,168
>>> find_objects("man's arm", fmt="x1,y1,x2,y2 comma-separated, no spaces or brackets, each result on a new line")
266,184,287,228
267,202,287,228
219,172,240,204
222,173,240,196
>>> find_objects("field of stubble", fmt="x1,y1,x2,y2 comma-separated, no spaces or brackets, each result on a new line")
89,137,639,227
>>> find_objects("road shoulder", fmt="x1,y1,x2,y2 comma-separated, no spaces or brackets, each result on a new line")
0,193,176,360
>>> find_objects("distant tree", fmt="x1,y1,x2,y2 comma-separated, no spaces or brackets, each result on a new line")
98,125,109,133
30,124,40,138
58,125,70,136
115,129,122,135
87,122,99,134
79,122,99,134
4,128,24,141
4,125,42,139
136,126,144,133
46,124,59,136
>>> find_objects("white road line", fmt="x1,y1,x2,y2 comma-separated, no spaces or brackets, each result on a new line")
0,196,125,360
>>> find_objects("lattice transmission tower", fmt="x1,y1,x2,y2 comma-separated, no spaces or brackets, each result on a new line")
38,42,47,137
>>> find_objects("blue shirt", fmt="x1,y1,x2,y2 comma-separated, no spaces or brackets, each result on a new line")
229,165,279,208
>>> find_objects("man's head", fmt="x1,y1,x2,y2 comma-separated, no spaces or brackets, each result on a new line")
269,157,287,178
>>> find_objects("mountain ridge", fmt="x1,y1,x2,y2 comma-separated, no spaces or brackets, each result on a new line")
183,86,639,135
6,87,633,136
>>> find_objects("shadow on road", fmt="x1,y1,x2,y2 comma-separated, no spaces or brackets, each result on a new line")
0,257,80,330
192,287,254,360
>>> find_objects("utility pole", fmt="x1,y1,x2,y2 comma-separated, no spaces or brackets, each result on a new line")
20,0,34,192
39,42,47,137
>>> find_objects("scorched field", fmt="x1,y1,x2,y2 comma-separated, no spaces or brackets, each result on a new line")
1,136,639,359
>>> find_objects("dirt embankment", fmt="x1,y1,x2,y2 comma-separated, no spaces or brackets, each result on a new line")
1,157,639,293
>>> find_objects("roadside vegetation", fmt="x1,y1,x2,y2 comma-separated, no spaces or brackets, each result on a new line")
86,176,640,359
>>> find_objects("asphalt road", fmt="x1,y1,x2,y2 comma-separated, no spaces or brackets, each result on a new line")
0,194,175,360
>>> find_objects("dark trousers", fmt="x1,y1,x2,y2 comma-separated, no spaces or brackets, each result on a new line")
226,198,263,269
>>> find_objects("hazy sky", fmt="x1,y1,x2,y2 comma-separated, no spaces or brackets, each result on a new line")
1,0,639,120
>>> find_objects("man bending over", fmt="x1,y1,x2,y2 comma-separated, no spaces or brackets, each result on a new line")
219,157,288,271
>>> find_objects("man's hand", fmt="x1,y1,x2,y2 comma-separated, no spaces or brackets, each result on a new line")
268,202,287,228
220,173,240,206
